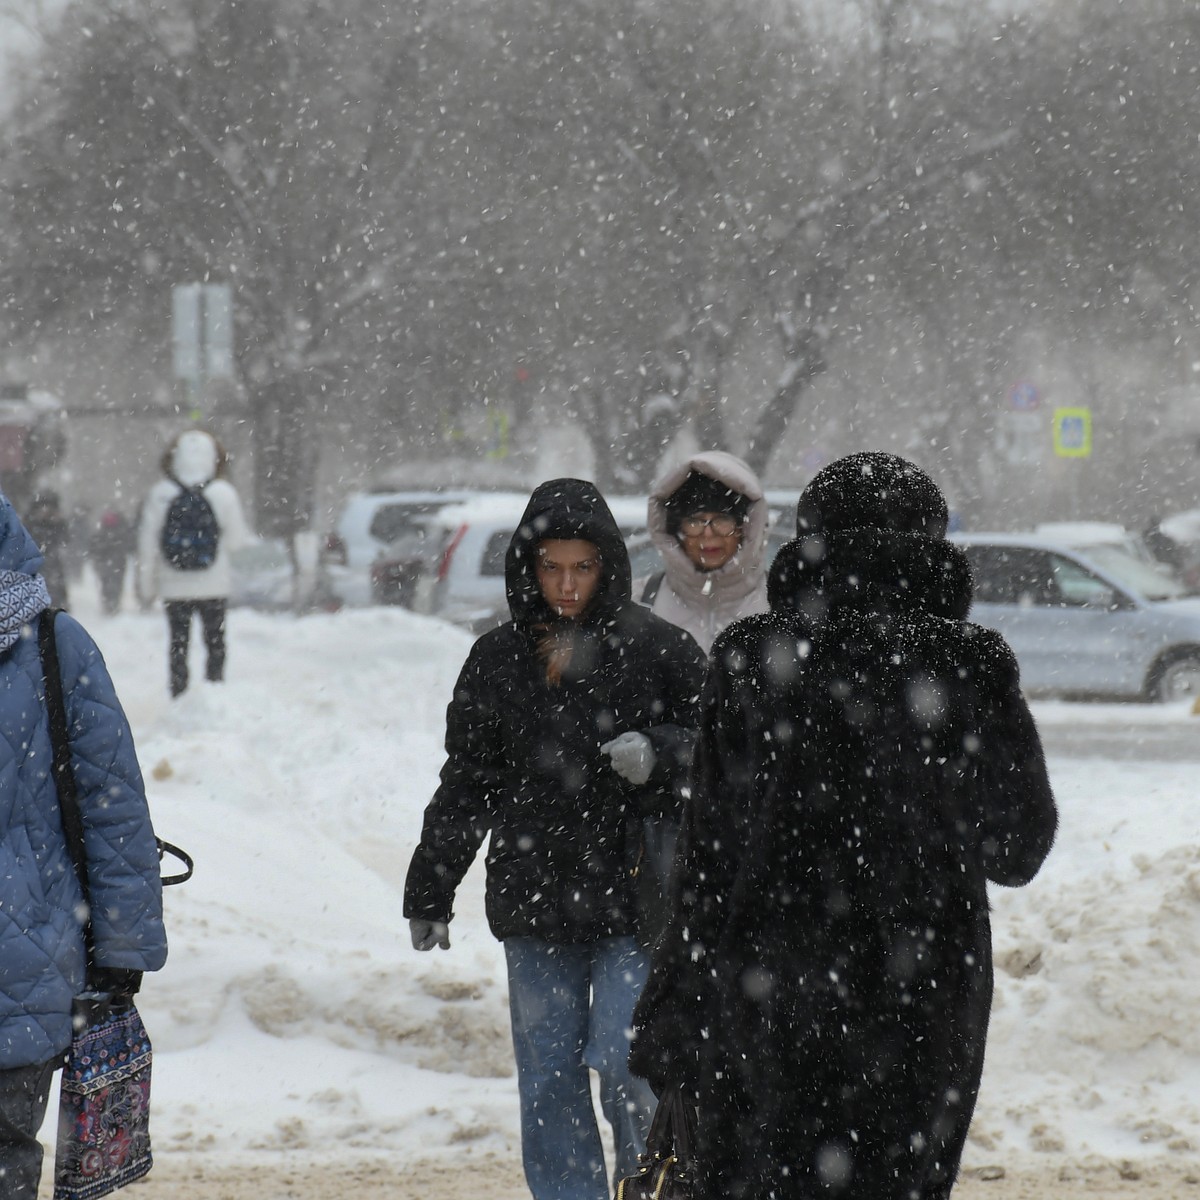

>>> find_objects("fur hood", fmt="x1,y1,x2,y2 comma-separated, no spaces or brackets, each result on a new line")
647,451,771,619
162,429,229,488
768,451,972,621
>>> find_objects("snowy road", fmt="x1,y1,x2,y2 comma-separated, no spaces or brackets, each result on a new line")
1034,701,1200,761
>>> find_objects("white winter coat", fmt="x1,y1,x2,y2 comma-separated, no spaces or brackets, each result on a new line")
137,430,250,602
645,450,771,654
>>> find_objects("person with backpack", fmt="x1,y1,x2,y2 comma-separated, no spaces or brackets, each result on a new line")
137,429,249,697
0,488,167,1198
404,478,707,1200
640,451,771,655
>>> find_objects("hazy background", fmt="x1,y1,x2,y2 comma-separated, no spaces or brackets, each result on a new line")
0,0,1197,535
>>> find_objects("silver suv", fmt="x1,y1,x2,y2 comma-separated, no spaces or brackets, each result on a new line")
953,532,1200,702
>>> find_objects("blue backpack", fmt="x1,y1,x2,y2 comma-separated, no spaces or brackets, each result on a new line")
161,485,220,570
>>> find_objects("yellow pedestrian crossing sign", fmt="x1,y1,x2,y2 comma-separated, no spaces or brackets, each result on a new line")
1053,407,1092,458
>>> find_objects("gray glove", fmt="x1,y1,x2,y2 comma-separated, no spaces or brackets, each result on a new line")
409,918,451,951
601,731,656,786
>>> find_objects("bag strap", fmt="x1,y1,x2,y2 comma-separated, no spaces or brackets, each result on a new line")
643,1083,694,1165
38,608,194,890
38,608,95,972
158,839,194,886
640,571,665,607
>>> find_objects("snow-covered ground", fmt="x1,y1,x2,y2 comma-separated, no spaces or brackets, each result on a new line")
36,574,1200,1182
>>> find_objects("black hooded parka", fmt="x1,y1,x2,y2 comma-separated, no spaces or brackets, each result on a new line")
629,453,1058,1200
404,479,707,944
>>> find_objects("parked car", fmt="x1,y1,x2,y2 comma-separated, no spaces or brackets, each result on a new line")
415,493,648,631
952,531,1200,702
1150,509,1200,591
369,515,452,608
1033,521,1158,565
321,488,479,607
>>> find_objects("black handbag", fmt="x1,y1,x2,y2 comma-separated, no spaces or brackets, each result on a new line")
614,1085,695,1200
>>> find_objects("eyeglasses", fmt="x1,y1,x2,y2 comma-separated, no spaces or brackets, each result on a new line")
679,513,740,537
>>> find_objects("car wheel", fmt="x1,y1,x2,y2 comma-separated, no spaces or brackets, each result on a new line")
1149,651,1200,703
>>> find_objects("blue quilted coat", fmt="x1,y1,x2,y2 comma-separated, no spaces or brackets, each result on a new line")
0,494,167,1069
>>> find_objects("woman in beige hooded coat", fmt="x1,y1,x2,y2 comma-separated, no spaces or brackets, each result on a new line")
642,450,771,655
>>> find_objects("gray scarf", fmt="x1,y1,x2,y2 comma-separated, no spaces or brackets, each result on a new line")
0,570,52,653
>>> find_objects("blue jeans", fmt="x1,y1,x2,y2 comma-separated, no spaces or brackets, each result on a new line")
504,936,656,1200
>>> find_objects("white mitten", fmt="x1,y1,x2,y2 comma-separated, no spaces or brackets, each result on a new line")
600,732,656,786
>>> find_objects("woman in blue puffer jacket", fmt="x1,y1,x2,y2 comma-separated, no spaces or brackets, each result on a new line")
0,491,167,1198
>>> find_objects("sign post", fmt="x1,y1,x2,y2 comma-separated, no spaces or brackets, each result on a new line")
171,283,234,416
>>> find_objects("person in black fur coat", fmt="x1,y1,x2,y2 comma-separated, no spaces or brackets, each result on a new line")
629,452,1058,1200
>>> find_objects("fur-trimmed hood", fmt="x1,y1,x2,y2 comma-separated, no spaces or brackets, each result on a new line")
768,451,972,622
162,429,229,488
648,451,770,604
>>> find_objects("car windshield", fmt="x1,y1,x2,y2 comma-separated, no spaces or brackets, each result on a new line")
1077,544,1188,601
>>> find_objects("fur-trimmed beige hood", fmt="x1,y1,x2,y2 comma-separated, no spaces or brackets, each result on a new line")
645,450,771,653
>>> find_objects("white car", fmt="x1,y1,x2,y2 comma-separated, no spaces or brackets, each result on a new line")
321,488,480,607
419,494,649,631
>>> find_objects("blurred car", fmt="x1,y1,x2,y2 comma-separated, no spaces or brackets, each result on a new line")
369,515,452,608
416,494,648,632
1033,521,1158,565
1150,509,1200,591
230,537,338,612
321,487,478,607
952,532,1200,702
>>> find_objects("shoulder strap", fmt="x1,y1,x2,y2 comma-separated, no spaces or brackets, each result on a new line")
640,571,665,607
38,608,94,967
38,610,194,890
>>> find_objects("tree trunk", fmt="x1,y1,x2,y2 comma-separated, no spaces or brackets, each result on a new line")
250,375,319,539
744,334,827,478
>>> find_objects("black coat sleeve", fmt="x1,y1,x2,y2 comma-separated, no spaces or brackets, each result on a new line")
403,640,504,923
637,625,709,818
629,635,765,1090
968,630,1058,887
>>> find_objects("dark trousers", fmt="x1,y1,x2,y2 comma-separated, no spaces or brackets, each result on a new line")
166,598,227,696
0,1058,57,1198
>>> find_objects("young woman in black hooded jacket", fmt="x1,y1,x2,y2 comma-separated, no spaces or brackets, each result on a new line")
630,452,1058,1200
404,478,706,1200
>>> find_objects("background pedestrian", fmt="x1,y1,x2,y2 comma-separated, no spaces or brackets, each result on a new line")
89,507,134,615
22,490,70,609
137,429,249,696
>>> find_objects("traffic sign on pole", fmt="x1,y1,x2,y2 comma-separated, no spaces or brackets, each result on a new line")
1008,381,1040,411
1053,407,1092,458
172,283,234,382
171,284,202,382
